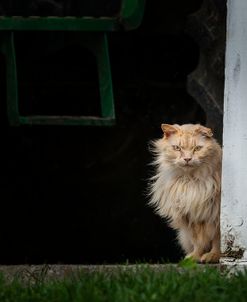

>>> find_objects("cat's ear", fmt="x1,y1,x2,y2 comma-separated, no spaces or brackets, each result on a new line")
161,124,178,137
196,125,213,138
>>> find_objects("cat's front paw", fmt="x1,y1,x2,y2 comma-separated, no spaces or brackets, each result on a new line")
185,252,201,262
200,252,220,263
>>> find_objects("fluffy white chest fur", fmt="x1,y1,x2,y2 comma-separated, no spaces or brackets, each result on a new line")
151,167,219,225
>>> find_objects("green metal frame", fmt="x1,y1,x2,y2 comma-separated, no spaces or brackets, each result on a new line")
0,31,115,126
0,0,145,126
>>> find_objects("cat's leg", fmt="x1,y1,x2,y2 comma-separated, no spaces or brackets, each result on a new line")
185,246,205,262
200,226,220,263
177,228,193,254
184,224,210,262
178,226,204,261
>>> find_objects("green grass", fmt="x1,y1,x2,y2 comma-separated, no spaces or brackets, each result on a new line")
0,264,247,302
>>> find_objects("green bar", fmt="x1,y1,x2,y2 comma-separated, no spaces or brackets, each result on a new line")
97,34,115,118
120,0,146,30
19,115,115,126
1,32,20,126
73,33,116,122
0,16,119,31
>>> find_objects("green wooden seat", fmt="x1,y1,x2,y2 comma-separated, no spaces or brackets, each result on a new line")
0,0,145,126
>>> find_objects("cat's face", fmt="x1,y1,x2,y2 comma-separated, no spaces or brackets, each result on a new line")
160,124,215,170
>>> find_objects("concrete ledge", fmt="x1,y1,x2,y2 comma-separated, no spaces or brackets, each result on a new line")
0,262,246,283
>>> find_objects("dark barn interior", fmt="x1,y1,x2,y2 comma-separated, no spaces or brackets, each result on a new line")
0,0,225,264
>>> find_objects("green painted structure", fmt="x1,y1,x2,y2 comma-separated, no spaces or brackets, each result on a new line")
0,0,145,126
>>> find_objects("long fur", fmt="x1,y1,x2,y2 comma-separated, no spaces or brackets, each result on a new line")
149,124,222,263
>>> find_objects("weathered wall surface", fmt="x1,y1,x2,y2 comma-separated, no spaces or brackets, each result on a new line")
221,0,247,260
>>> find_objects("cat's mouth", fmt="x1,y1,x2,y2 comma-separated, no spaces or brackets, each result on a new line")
175,160,198,169
180,162,194,169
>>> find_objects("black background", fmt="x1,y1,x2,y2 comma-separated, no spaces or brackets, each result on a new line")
0,0,207,264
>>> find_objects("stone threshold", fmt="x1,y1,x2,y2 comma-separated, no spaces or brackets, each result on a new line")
0,261,246,283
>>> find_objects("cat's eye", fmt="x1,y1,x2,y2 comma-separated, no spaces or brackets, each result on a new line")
173,145,181,151
194,145,203,151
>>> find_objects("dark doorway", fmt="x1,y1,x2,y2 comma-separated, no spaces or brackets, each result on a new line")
0,0,209,264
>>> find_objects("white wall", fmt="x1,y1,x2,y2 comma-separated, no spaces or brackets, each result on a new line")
221,0,247,260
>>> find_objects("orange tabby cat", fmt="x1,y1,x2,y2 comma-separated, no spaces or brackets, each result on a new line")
149,124,222,263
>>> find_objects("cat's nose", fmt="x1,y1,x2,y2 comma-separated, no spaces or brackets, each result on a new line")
184,157,192,163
